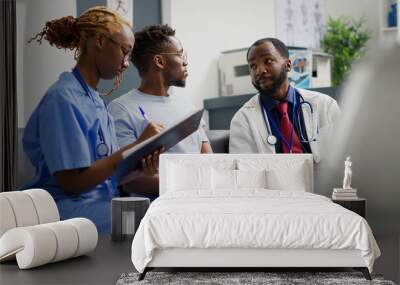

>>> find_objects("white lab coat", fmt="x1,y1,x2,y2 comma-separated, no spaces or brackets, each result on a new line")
229,88,341,163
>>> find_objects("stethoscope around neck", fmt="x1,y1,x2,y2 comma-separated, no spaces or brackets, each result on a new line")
72,67,111,159
259,92,318,146
96,128,109,158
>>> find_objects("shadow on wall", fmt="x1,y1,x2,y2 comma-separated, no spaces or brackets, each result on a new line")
315,43,400,236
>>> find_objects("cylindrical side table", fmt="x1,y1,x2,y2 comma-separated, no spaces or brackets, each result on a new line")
111,197,150,242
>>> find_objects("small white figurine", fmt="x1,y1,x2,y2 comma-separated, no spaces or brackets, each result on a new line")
342,156,352,189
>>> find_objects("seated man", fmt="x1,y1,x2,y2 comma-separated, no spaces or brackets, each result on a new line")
108,24,212,197
229,37,340,163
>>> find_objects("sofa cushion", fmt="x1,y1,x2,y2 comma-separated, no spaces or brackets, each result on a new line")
0,218,97,269
205,130,230,153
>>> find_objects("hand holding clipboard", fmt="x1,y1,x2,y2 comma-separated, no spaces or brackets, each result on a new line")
115,108,205,182
129,107,165,177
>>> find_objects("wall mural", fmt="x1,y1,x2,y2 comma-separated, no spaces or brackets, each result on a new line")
275,0,326,49
107,0,133,24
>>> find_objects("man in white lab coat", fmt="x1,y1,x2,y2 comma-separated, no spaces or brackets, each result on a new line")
229,38,340,163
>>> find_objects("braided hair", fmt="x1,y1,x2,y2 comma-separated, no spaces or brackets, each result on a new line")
29,6,132,95
132,24,175,76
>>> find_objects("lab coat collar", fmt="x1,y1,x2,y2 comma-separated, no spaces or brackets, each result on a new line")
246,94,276,154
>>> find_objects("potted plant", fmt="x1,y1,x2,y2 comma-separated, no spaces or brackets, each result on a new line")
322,17,372,86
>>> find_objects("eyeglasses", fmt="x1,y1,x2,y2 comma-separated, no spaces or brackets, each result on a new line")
107,36,132,62
158,50,188,62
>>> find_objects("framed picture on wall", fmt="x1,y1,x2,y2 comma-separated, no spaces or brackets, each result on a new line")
288,47,311,88
107,0,133,24
275,0,326,49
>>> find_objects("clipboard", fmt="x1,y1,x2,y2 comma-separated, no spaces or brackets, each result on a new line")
115,108,204,181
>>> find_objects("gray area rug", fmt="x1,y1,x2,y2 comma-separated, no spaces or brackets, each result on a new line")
116,271,396,285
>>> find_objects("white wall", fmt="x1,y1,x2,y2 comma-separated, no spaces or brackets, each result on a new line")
16,0,384,120
16,0,381,114
162,0,383,108
162,0,276,108
17,0,76,128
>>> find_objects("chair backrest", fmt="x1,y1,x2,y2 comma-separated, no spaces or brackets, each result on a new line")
205,130,230,153
159,153,314,195
0,189,59,238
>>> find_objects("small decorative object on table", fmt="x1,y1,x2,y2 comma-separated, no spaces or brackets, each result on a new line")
111,197,150,242
332,156,358,200
343,156,352,189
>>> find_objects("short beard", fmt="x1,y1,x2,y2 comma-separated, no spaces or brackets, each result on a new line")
253,65,286,98
171,79,186,88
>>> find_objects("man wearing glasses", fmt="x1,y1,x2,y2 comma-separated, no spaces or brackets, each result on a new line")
108,24,212,198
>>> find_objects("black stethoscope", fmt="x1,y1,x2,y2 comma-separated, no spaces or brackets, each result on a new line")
72,68,111,159
260,92,318,148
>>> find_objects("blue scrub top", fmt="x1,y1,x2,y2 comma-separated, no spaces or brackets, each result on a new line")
22,71,120,202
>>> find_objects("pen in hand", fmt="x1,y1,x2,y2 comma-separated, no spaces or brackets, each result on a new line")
137,106,165,142
138,106,149,121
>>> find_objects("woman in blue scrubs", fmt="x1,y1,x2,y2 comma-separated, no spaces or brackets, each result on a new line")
22,7,164,234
